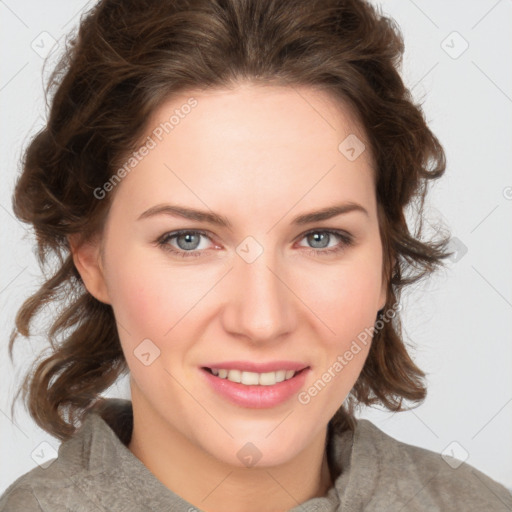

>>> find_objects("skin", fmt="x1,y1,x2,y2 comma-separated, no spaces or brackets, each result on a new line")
70,82,387,512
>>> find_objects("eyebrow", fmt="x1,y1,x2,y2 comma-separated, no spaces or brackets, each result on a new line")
137,202,368,227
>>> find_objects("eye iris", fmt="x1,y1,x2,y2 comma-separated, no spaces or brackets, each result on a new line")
308,232,329,249
177,233,200,250
169,231,338,253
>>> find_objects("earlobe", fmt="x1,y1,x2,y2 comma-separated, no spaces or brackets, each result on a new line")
68,234,111,304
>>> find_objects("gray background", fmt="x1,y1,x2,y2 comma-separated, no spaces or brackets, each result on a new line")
1,0,511,494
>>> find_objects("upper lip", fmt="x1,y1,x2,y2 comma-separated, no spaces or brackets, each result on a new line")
202,361,310,373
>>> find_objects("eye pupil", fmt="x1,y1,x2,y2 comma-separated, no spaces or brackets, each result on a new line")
177,232,200,250
308,232,329,249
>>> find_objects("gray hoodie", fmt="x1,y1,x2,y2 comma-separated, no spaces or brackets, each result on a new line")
1,399,511,511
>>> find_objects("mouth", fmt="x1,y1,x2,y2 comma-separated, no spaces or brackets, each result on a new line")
200,366,311,408
201,366,309,386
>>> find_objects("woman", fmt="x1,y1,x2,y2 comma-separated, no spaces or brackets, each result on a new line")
1,0,510,510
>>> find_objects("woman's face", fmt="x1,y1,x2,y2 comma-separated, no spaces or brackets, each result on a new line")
78,83,387,468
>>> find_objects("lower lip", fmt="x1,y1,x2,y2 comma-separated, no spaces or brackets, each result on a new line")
200,367,310,409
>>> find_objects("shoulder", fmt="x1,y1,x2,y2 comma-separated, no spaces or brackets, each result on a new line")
0,461,67,512
0,444,89,512
0,401,145,512
351,419,512,511
0,409,120,512
0,480,43,511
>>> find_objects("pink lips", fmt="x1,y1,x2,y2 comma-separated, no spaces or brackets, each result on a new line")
200,365,310,409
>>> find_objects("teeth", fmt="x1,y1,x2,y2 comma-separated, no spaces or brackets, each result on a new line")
210,368,297,386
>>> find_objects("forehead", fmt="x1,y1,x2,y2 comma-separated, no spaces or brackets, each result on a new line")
148,83,368,156
110,83,376,220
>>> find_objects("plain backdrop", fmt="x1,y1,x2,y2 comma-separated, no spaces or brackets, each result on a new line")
1,0,511,495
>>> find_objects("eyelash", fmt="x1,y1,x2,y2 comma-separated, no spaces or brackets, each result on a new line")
155,229,354,258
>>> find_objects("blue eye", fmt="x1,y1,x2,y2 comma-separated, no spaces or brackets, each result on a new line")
298,230,353,256
156,229,353,258
157,230,211,258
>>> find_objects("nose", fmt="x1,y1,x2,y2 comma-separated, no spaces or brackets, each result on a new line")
221,241,296,343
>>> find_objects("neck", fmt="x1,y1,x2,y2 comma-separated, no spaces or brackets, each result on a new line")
128,393,334,512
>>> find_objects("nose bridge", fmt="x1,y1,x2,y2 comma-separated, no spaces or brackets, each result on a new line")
225,235,293,341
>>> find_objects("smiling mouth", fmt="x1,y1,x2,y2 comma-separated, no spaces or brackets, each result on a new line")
202,366,309,386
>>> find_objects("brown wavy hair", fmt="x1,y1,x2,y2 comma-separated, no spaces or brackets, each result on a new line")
8,0,451,441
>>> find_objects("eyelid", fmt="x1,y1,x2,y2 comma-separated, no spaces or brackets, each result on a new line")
156,227,354,257
156,229,216,249
296,227,353,243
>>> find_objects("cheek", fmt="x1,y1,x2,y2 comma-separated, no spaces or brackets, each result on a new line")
301,251,383,338
103,247,217,356
104,259,193,391
102,246,182,341
297,259,380,412
107,268,164,334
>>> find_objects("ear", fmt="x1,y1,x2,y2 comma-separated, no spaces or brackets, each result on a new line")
68,233,111,304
